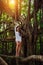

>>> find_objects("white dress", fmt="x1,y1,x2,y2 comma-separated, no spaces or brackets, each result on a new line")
14,26,22,42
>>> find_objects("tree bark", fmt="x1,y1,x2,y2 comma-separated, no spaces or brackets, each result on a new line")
0,57,8,65
0,55,43,62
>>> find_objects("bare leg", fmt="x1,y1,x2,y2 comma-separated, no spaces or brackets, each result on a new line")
18,42,21,56
16,42,21,56
16,42,19,56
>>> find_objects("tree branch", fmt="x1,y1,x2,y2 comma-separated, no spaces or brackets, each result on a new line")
0,37,15,42
22,55,43,62
0,57,8,65
0,54,43,62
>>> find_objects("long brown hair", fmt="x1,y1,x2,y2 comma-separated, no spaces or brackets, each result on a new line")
16,26,21,36
16,26,20,31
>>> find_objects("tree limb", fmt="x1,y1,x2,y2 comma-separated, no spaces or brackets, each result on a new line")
22,55,43,62
0,57,8,65
0,36,15,42
0,54,43,62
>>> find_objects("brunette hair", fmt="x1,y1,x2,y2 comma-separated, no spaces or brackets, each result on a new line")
16,26,20,31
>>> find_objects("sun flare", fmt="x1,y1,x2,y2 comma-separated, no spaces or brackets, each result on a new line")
9,0,15,9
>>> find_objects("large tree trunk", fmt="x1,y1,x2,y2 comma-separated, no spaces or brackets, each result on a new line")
40,0,43,55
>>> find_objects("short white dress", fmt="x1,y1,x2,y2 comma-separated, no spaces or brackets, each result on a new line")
14,26,22,42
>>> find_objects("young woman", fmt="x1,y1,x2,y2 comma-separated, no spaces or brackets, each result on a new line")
15,24,22,56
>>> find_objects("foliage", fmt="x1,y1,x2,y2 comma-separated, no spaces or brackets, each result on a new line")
0,0,42,55
0,12,13,22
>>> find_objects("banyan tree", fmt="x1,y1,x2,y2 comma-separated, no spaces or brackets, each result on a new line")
0,0,43,65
